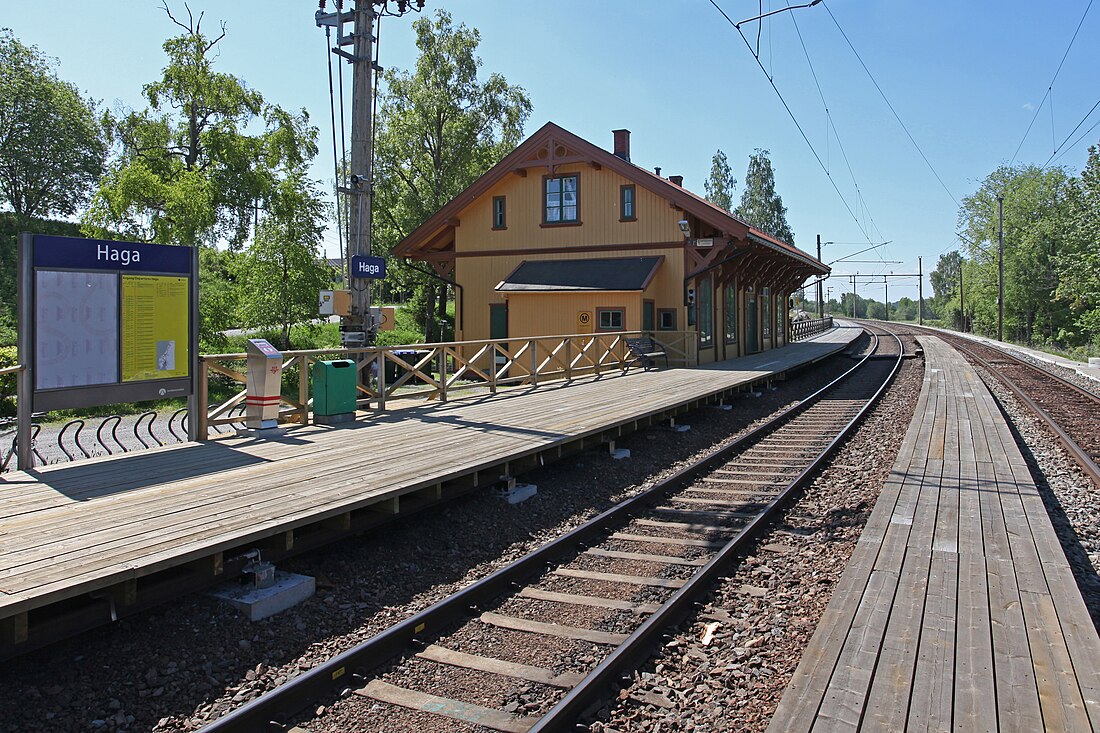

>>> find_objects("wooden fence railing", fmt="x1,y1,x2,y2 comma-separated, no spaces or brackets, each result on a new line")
197,331,697,440
790,316,834,342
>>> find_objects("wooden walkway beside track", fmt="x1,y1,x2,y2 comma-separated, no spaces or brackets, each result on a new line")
0,326,860,655
768,335,1100,732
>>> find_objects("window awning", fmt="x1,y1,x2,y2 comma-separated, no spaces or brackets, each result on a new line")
496,256,664,292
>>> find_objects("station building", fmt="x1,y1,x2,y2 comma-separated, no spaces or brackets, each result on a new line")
392,122,828,364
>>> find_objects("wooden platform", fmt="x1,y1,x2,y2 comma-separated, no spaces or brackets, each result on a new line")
0,326,860,651
768,335,1100,732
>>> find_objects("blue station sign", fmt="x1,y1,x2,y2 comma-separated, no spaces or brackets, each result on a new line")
33,234,192,274
350,254,387,279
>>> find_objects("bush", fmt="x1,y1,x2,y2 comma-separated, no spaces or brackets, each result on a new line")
0,345,16,416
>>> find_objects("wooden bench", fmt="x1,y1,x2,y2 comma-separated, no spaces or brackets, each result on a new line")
625,336,668,371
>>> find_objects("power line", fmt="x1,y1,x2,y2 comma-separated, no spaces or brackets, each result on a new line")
822,1,959,208
785,0,884,254
708,0,873,244
1042,95,1100,168
1009,0,1093,163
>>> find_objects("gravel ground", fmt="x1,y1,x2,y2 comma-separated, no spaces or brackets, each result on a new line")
582,346,925,733
1003,348,1100,394
1,354,858,733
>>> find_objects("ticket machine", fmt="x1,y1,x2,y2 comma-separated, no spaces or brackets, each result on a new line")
245,338,283,430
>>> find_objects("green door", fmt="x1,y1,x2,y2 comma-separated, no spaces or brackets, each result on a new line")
746,295,758,353
489,303,508,339
643,300,655,332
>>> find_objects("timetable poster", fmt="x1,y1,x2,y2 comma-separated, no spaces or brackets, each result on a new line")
121,275,190,382
34,270,120,389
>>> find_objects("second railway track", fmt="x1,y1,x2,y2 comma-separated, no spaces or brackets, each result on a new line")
203,326,905,733
904,325,1100,484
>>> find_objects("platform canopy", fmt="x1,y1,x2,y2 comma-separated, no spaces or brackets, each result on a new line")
496,256,664,292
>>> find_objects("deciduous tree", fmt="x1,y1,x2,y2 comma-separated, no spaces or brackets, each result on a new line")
373,10,530,341
957,164,1073,342
82,4,321,347
235,172,330,349
1058,142,1100,342
0,29,107,219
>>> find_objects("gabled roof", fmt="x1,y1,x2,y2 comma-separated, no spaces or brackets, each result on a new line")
496,256,664,292
393,121,827,274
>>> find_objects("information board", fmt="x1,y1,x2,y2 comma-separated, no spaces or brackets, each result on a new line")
20,234,198,413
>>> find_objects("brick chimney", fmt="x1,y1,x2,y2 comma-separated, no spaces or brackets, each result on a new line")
669,175,684,187
612,129,631,162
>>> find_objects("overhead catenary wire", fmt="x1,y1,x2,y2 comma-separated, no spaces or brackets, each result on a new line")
785,0,886,256
708,0,874,245
1009,0,1093,164
822,1,959,208
1042,95,1100,168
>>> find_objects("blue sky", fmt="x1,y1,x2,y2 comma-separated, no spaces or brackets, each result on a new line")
6,1,1099,303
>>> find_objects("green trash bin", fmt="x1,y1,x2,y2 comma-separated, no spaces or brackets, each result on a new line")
313,359,357,417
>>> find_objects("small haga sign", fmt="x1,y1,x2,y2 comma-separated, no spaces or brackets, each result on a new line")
350,255,386,279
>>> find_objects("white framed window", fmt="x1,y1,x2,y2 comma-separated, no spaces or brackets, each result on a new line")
545,175,578,223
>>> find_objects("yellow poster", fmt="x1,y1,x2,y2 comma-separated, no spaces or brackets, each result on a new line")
121,275,189,382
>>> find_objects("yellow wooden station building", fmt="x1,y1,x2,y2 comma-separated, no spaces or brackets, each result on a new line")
393,122,828,364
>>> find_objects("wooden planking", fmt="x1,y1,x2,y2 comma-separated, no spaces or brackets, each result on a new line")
768,335,1100,733
0,329,861,618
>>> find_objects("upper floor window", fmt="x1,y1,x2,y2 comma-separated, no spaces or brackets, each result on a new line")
620,184,636,221
545,175,578,224
492,196,506,230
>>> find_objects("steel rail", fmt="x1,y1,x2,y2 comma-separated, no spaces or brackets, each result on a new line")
529,326,904,732
952,342,1100,486
201,327,903,733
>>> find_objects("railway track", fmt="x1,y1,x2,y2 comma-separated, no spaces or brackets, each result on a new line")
202,327,905,733
907,326,1100,485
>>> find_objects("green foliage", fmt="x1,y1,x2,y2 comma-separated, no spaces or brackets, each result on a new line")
224,320,341,353
1056,142,1100,341
81,7,321,349
0,212,83,346
0,344,16,415
735,148,795,245
892,297,918,322
957,163,1074,343
0,29,108,218
234,172,330,349
704,149,736,213
373,9,530,341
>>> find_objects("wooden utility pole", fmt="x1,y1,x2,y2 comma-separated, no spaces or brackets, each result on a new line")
317,1,423,348
348,1,375,344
